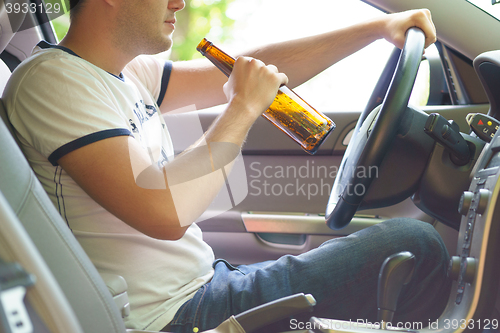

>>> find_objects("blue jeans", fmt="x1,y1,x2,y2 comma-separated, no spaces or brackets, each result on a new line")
163,218,451,333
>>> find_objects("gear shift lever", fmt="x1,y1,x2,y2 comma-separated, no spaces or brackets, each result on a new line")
377,251,415,329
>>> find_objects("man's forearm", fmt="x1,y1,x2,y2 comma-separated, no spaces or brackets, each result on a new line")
158,98,254,227
159,59,285,228
239,17,385,89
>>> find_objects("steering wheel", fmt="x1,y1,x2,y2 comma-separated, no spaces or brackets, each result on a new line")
325,27,426,230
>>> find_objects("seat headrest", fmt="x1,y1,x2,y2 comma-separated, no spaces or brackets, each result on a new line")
0,0,27,53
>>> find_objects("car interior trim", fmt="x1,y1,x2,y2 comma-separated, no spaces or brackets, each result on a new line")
241,212,385,236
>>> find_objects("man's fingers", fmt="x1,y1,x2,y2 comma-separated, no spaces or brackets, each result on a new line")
413,9,436,48
423,10,437,48
235,57,288,87
276,72,289,87
267,64,279,73
226,56,290,116
384,9,437,50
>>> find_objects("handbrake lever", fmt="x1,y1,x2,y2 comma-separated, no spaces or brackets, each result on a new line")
235,293,316,333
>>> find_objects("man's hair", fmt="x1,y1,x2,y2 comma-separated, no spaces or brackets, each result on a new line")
69,0,84,20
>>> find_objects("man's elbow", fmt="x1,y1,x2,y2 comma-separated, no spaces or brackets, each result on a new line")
134,214,189,241
144,224,189,241
161,226,189,241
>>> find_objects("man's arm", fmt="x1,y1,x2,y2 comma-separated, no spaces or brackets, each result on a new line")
58,57,287,240
160,9,436,113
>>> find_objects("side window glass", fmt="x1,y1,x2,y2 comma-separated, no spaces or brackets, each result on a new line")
409,58,430,107
44,0,70,41
409,44,449,107
51,12,70,42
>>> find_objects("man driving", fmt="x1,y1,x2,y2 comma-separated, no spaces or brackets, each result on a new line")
3,0,451,332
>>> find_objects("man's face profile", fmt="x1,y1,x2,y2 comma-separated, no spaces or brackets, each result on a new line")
113,0,185,55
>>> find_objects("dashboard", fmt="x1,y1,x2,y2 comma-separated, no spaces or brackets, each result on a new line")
305,50,500,333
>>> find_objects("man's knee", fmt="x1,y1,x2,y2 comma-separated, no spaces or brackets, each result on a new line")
381,218,449,263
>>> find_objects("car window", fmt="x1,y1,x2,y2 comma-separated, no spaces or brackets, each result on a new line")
213,0,396,113
409,58,430,107
51,11,70,42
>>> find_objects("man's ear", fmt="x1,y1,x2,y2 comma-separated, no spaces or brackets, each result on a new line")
101,0,118,8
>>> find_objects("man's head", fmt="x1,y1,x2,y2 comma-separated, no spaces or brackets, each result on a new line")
66,0,184,57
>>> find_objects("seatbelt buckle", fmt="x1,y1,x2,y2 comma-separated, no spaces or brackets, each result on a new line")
0,260,36,333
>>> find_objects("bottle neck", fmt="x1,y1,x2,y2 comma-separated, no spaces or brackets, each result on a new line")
197,38,235,77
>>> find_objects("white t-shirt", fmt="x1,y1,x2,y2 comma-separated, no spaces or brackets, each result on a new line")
3,41,215,331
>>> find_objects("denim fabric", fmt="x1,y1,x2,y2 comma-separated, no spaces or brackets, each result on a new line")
163,218,451,333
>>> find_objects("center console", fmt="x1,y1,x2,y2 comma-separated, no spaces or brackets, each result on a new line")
307,129,500,333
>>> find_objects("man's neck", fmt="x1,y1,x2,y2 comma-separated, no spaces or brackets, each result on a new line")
59,23,135,76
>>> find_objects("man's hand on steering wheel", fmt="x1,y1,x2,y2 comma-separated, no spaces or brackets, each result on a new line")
379,9,437,49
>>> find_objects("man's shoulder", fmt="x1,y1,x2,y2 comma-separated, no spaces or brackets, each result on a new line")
3,45,104,104
123,55,171,104
15,45,82,76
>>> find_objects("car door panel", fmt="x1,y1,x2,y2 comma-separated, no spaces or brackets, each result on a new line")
167,110,359,155
166,100,488,265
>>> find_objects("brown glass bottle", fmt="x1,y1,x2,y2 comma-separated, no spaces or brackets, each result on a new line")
197,38,335,155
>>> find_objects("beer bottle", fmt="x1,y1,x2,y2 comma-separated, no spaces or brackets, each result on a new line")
197,38,336,155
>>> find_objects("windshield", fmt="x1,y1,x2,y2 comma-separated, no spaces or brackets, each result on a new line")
467,0,500,21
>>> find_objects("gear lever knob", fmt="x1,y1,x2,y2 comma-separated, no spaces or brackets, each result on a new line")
377,251,415,329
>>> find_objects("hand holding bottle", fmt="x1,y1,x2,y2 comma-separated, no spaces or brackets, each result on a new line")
223,56,289,123
198,38,335,154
